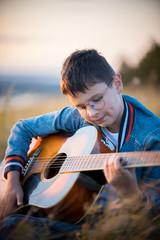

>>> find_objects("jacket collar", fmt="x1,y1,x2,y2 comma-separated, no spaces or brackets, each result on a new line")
118,97,135,150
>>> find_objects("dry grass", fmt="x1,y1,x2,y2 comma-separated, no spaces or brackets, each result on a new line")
0,84,159,161
123,84,160,117
0,93,70,160
0,85,160,239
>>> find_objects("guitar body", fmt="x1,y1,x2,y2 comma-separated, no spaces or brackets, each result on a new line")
0,126,112,224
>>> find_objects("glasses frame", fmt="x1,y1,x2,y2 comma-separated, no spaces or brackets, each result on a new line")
71,81,112,118
83,83,111,111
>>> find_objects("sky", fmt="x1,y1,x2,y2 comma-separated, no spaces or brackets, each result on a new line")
0,0,160,84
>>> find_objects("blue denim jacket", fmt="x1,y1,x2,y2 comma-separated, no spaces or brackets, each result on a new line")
4,95,160,215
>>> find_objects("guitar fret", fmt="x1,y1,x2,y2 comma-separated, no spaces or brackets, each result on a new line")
144,152,150,165
152,151,159,164
59,151,160,173
142,152,147,166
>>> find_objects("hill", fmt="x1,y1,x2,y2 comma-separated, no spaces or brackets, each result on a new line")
0,75,61,96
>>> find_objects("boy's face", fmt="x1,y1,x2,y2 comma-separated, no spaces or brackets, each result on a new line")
68,74,124,133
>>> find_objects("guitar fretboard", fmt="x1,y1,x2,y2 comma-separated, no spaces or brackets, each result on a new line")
59,151,160,173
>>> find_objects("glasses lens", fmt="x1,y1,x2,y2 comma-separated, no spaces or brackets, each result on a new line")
93,98,105,110
71,106,82,118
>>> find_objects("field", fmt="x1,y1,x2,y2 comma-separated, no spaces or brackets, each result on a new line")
0,84,160,161
0,85,160,239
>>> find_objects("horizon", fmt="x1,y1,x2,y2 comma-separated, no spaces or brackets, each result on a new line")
0,0,160,85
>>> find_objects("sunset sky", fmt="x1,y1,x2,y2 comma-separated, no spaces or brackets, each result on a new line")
0,0,160,84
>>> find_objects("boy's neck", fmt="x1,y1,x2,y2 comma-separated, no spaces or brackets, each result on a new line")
107,99,124,133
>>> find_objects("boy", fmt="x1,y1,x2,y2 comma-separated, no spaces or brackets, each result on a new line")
0,49,160,235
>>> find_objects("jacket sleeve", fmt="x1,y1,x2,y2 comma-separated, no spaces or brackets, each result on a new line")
4,107,83,178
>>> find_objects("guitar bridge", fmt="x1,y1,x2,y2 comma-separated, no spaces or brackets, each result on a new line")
22,148,42,176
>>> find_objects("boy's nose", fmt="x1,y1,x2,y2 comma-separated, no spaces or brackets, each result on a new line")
86,106,98,117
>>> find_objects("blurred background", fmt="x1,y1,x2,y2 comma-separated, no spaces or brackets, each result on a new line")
0,0,160,159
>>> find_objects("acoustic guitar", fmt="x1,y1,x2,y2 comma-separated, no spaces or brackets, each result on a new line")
0,126,159,224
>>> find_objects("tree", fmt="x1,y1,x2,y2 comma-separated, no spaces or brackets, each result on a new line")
119,43,160,86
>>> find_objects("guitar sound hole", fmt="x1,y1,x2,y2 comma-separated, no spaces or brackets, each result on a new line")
44,153,67,179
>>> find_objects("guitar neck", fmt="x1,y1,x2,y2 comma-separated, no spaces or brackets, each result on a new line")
60,151,160,173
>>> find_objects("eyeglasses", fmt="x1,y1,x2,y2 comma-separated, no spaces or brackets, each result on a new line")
71,82,112,118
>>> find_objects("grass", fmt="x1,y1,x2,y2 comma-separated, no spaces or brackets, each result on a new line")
123,83,160,117
0,84,160,239
0,93,70,160
0,84,160,161
1,194,160,240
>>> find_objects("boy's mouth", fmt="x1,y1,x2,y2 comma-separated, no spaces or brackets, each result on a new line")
96,116,105,123
90,115,106,124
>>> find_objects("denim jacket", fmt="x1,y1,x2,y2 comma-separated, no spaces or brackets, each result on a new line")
4,95,160,215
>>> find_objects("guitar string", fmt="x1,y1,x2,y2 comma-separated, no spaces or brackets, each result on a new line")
27,151,152,162
23,152,159,170
26,154,135,168
26,156,108,169
26,151,158,165
23,160,159,172
27,151,158,162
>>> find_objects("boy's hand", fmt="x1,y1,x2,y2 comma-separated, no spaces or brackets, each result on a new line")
0,171,24,220
103,155,143,199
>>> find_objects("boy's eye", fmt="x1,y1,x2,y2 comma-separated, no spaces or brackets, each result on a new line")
77,105,86,110
92,96,103,103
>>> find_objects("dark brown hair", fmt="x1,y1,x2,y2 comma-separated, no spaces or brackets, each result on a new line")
61,49,115,96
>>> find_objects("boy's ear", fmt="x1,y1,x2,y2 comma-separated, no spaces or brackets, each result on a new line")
113,74,123,93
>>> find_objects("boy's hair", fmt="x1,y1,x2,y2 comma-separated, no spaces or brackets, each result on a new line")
61,49,115,96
